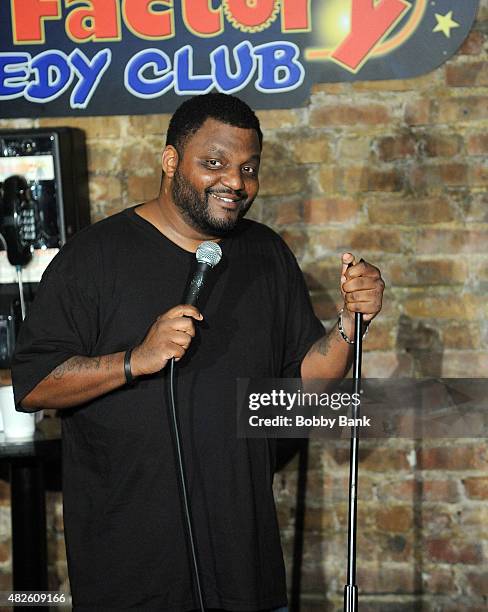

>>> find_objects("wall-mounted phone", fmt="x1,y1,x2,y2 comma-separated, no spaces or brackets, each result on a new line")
0,128,90,367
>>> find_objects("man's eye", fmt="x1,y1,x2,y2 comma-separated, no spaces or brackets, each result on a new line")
243,166,257,175
207,159,222,168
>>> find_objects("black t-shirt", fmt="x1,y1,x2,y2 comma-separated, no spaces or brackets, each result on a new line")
12,206,324,611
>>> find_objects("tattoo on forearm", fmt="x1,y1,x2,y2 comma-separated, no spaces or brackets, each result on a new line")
310,331,334,357
49,355,103,380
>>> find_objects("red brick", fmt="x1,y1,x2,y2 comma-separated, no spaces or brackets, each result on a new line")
303,507,336,532
467,133,488,155
466,572,488,597
311,293,341,320
375,506,413,532
422,479,459,502
362,351,414,378
353,74,434,92
121,143,160,172
279,228,308,259
460,505,488,529
292,135,331,164
87,143,121,173
376,479,416,502
0,480,10,505
386,259,467,287
463,477,488,500
418,445,487,470
317,165,341,193
407,164,468,191
368,198,454,225
445,61,488,87
333,447,411,471
337,136,371,160
259,165,310,197
375,134,416,161
303,197,359,225
256,108,301,129
310,104,391,127
420,133,462,158
127,174,159,203
404,99,431,125
458,31,485,55
442,322,482,350
422,508,455,532
360,320,395,351
469,163,488,186
357,565,415,594
89,175,122,202
437,97,486,123
302,260,340,291
349,228,404,253
262,199,301,225
422,568,457,594
415,229,487,254
0,542,10,564
426,539,482,564
343,167,403,192
127,114,171,136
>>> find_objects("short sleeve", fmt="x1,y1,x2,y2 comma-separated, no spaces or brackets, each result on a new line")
11,267,99,411
280,248,325,378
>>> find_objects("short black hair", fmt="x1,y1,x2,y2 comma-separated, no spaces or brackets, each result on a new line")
166,93,263,154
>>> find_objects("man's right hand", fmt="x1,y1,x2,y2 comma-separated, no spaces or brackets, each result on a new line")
130,305,203,377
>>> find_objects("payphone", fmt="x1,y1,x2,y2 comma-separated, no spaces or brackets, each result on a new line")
0,128,90,367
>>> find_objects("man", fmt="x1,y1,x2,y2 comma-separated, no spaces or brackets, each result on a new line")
12,94,384,611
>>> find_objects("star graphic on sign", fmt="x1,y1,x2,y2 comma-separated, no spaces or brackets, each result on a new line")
433,10,460,38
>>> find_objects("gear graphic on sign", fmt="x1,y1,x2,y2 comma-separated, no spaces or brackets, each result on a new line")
223,0,281,34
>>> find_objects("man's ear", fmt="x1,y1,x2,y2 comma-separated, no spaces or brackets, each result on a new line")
162,145,179,178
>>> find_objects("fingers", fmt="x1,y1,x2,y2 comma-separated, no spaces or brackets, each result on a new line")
344,288,379,304
169,330,193,350
341,252,356,279
167,316,197,337
340,253,385,323
345,260,381,280
342,275,383,293
162,304,203,321
343,300,381,322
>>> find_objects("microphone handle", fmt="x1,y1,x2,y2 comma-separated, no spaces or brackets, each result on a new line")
182,261,211,306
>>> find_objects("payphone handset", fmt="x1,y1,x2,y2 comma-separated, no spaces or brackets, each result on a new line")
0,174,39,267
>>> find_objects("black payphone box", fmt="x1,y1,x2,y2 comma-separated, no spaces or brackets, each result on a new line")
0,127,90,367
0,128,90,248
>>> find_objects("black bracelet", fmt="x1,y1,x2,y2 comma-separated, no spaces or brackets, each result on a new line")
124,348,135,385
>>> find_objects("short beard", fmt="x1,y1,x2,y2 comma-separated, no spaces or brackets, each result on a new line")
171,169,252,238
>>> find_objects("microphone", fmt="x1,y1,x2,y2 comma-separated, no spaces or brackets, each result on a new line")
182,241,222,306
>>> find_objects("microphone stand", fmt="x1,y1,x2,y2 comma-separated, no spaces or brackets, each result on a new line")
344,312,363,612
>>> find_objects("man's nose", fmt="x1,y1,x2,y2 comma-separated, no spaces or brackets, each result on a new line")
221,166,244,192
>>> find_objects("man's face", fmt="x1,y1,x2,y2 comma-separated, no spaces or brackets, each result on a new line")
170,118,261,237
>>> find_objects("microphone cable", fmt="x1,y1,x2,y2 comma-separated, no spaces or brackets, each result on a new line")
166,240,222,612
169,357,205,612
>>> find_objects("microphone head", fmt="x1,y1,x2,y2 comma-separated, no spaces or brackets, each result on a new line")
196,241,222,268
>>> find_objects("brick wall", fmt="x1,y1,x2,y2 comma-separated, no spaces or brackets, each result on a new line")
0,2,487,608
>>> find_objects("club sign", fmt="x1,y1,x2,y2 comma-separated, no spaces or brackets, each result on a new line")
0,0,480,117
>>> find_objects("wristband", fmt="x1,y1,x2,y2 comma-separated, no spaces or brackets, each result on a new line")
124,348,136,385
337,308,369,344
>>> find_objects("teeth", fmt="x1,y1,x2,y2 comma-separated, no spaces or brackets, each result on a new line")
211,194,237,203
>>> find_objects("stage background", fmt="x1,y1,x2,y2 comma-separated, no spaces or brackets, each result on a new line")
0,2,487,610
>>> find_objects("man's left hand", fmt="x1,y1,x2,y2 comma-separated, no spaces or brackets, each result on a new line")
340,252,385,324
